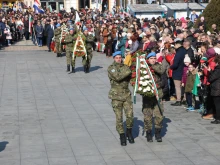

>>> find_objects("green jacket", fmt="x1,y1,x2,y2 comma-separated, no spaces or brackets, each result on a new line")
151,63,165,98
108,61,132,101
54,28,61,42
85,34,95,53
185,71,196,93
64,33,75,51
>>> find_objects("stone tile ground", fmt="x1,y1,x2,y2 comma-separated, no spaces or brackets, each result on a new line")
0,40,220,165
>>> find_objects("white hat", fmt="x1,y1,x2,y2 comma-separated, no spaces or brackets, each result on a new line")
115,20,119,23
122,32,127,37
184,54,191,63
214,47,220,55
128,40,132,44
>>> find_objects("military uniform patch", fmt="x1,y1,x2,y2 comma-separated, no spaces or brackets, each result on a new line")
111,69,115,72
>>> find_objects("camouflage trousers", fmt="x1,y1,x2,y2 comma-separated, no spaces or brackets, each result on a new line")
55,42,62,54
111,96,134,134
71,53,92,68
66,50,72,65
142,96,164,131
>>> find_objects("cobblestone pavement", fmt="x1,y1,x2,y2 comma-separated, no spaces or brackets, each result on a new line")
0,40,220,165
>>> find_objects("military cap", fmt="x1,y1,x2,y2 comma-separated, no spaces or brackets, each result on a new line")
147,52,156,59
112,51,122,57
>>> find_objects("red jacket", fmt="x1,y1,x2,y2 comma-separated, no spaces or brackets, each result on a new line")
165,53,175,78
203,57,216,85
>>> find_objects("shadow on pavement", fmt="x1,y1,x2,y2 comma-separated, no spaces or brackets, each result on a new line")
75,66,103,72
0,141,9,152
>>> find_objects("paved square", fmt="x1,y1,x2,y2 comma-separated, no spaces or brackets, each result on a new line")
0,41,220,165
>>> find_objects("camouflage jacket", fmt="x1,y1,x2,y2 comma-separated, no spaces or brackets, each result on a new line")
54,28,61,42
85,34,95,52
64,33,75,50
151,62,165,98
108,61,132,101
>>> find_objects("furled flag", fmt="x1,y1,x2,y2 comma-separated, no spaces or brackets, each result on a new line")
33,0,45,14
75,11,80,23
28,15,33,33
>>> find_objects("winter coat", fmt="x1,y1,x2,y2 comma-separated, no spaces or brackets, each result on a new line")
35,25,44,38
130,40,139,54
209,65,220,96
170,46,186,80
117,36,127,57
185,71,196,93
181,66,188,85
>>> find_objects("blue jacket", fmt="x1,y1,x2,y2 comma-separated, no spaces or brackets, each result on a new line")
117,36,127,57
35,25,44,38
0,21,6,34
45,24,54,38
170,46,186,80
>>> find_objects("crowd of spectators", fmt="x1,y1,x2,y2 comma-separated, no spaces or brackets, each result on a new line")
0,7,220,123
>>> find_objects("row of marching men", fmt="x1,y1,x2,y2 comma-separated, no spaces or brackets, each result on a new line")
51,21,95,74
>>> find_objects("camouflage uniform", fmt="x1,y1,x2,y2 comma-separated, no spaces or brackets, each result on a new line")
142,63,165,131
108,61,134,134
84,34,95,69
64,33,74,66
54,28,62,54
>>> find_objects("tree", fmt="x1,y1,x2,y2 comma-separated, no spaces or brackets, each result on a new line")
202,0,220,31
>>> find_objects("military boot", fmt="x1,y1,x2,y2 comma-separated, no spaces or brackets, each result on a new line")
126,128,135,144
86,66,90,73
71,66,75,73
120,133,127,146
155,129,162,142
146,130,153,142
56,53,59,57
83,65,87,73
66,65,70,72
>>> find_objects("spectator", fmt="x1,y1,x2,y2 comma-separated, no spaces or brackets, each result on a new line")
170,38,187,106
35,21,43,47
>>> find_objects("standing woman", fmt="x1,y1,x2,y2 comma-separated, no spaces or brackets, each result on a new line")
208,55,220,124
35,21,44,47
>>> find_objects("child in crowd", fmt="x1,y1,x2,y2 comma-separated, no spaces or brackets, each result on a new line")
182,55,191,105
185,64,196,111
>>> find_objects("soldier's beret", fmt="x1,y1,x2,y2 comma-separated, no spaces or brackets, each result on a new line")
112,51,122,57
147,52,156,59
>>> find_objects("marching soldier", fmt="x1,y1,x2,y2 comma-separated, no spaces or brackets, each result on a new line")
143,52,165,143
83,29,95,73
54,23,62,57
108,51,134,146
64,28,75,72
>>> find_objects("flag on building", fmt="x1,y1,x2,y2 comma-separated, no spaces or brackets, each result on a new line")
33,0,45,14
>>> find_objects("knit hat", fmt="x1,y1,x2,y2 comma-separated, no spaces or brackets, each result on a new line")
206,48,216,59
122,32,127,37
214,47,220,55
200,57,208,63
184,54,191,63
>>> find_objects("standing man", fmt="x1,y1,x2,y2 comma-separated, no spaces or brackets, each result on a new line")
64,28,75,72
23,16,29,40
83,29,95,73
142,52,165,143
45,19,54,52
54,23,62,57
170,39,186,106
108,51,134,146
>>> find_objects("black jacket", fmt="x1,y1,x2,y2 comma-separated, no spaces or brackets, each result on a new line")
170,46,186,80
186,47,195,63
209,65,220,96
45,24,54,38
